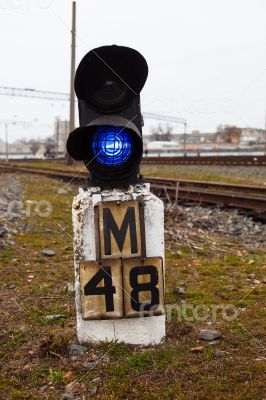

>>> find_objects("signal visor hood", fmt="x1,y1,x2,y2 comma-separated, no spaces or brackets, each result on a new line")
74,45,148,107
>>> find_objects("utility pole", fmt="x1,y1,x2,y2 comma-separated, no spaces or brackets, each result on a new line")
56,117,60,157
65,119,68,158
265,110,266,155
5,123,8,162
68,0,76,165
183,122,187,156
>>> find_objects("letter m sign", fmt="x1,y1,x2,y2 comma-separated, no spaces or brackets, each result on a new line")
97,200,142,259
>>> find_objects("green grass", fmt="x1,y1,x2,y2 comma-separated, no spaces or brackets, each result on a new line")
48,368,66,384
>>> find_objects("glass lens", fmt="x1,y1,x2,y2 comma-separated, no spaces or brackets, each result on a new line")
91,125,133,167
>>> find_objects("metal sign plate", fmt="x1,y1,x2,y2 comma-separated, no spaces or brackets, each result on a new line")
97,200,142,259
123,257,165,318
80,259,123,320
79,257,164,320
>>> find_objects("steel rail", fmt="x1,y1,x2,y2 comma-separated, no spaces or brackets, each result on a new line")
0,163,265,213
147,176,266,195
2,163,266,195
142,155,266,166
150,184,266,211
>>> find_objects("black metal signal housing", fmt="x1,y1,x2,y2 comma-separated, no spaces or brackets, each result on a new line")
66,45,148,187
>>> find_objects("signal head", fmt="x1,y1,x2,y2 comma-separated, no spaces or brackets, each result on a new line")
67,45,148,187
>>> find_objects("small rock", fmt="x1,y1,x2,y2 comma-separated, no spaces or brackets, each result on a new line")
41,249,55,257
65,381,77,393
173,287,185,295
179,280,186,286
57,189,68,195
249,273,256,279
248,259,255,265
252,279,260,285
199,329,222,341
214,350,226,358
8,284,16,289
61,393,75,400
171,250,182,256
92,377,101,383
66,283,75,292
82,361,96,370
45,314,66,320
39,384,49,392
206,340,220,346
262,277,266,284
67,344,87,357
190,346,204,353
90,387,97,395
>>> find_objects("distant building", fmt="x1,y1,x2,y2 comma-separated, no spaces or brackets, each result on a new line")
9,141,31,154
240,128,265,144
0,139,34,159
0,138,6,152
144,127,265,151
145,140,178,151
54,118,69,154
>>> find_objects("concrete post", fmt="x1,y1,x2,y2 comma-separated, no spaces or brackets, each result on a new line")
72,183,165,346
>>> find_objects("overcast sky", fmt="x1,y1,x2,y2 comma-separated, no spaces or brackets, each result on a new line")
1,0,266,143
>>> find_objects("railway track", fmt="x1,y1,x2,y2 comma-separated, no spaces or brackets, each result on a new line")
3,154,266,166
0,162,265,218
142,155,266,166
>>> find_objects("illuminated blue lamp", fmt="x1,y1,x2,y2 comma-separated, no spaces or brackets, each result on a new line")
91,125,133,167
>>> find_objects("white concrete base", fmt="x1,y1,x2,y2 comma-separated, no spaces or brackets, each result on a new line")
72,183,165,346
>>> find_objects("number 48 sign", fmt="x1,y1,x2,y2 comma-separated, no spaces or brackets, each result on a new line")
80,257,164,320
79,200,165,321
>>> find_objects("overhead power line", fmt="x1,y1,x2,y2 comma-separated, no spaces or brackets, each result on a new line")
0,86,187,126
0,86,69,101
143,112,186,125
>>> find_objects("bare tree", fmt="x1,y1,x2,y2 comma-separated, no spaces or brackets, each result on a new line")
151,124,173,141
216,125,241,143
44,137,56,157
29,139,40,155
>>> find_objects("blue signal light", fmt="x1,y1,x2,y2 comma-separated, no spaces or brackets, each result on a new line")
91,125,133,167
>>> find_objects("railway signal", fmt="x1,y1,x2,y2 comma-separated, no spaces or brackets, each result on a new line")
67,45,148,186
70,45,165,345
